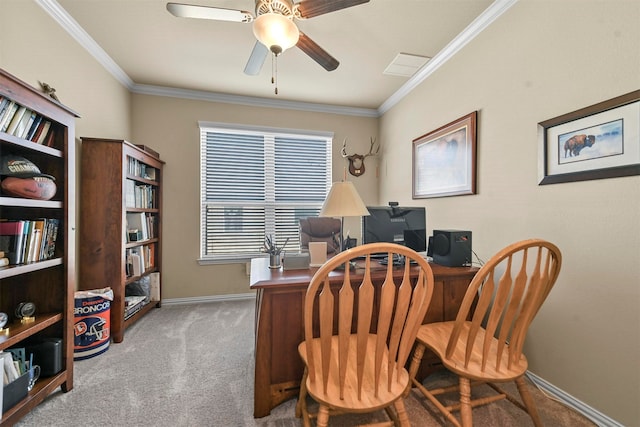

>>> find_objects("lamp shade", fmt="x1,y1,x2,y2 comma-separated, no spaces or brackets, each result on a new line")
320,181,370,218
253,13,300,54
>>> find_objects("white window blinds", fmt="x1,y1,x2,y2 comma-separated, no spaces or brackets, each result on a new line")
200,123,332,261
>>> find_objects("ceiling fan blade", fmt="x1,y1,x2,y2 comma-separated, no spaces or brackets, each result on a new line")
166,2,254,23
296,0,370,19
296,32,339,71
244,42,269,75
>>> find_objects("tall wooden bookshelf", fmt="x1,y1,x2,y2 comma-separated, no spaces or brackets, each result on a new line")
0,68,77,425
78,138,163,343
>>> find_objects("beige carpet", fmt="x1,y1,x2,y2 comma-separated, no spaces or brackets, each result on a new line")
16,299,596,426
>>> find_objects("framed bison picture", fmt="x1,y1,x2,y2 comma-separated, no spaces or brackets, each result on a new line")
538,90,640,185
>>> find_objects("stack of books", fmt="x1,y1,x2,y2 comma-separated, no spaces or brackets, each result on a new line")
124,296,147,320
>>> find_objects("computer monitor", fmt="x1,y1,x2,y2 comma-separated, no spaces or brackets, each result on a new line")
361,206,427,252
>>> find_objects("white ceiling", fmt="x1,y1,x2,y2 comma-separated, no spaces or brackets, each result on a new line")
52,0,502,112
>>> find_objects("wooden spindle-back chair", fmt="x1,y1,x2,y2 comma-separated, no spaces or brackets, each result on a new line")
408,239,562,427
296,243,434,427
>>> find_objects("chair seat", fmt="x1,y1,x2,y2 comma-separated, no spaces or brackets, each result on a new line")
417,321,528,382
298,334,410,412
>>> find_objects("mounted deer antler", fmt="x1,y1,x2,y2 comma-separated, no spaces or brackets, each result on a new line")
341,137,379,177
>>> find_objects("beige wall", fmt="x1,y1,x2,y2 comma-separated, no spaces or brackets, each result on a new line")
0,1,131,142
1,0,131,293
2,0,639,424
379,1,639,424
130,94,378,298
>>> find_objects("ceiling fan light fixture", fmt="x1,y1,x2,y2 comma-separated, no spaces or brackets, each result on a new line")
253,13,300,54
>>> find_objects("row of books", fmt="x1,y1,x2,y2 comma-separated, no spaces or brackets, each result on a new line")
126,212,156,242
125,244,155,278
127,157,157,181
0,97,55,146
0,219,59,265
125,179,157,209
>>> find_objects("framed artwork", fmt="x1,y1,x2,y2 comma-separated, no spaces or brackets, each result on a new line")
538,90,640,185
412,111,477,198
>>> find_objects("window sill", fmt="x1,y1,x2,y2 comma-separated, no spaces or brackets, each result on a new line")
198,254,268,265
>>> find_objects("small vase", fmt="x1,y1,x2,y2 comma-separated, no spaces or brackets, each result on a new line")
269,254,281,269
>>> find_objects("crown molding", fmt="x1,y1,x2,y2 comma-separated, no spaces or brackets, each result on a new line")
131,84,379,117
37,0,516,118
35,0,134,89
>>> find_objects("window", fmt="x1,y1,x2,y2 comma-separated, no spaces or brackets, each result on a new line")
199,122,333,262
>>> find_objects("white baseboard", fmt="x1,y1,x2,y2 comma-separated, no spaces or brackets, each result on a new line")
161,292,255,306
525,371,623,427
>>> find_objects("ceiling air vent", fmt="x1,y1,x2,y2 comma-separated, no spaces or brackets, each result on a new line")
384,53,430,77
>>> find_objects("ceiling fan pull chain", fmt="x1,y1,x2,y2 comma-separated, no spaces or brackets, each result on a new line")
272,52,279,95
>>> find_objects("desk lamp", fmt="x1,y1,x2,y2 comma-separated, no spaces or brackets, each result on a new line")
319,181,370,252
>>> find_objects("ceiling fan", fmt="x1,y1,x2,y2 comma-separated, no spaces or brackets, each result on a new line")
166,0,370,76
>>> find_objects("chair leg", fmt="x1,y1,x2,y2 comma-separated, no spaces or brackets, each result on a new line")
316,405,330,427
458,377,473,427
296,368,311,427
393,398,411,426
406,343,425,398
515,376,543,427
408,344,425,381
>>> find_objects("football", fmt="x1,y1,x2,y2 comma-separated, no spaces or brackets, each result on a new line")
1,176,57,200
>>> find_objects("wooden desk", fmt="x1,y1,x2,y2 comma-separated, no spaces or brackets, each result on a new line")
249,257,479,418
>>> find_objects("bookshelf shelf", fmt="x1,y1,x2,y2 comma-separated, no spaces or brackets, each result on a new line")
0,197,63,209
0,134,62,157
0,67,77,425
79,138,163,343
124,207,159,214
2,370,69,423
125,174,158,186
123,301,156,329
0,313,63,348
125,238,159,249
125,267,160,286
0,258,63,280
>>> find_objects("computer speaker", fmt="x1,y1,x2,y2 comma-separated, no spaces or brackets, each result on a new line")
24,338,63,377
432,230,472,267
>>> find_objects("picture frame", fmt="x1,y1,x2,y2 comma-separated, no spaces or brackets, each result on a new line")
412,111,477,198
538,90,640,185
